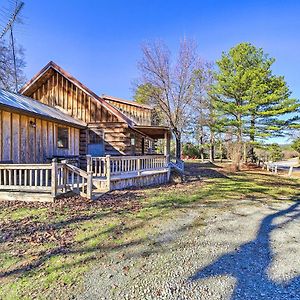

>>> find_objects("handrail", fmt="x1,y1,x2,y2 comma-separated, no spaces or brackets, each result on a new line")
56,163,93,199
88,155,169,178
0,163,52,191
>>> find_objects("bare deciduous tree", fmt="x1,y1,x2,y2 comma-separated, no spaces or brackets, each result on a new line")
193,62,217,161
0,38,26,91
137,39,200,159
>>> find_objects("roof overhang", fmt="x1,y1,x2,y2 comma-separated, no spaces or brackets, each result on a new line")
133,125,171,139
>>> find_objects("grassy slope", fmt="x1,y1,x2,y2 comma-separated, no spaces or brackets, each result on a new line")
0,163,300,299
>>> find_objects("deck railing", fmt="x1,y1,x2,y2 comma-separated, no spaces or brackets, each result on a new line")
0,160,93,199
54,161,93,199
0,163,52,192
88,155,169,177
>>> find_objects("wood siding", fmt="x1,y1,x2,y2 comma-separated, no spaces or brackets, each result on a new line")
106,99,152,126
24,70,119,124
0,109,80,163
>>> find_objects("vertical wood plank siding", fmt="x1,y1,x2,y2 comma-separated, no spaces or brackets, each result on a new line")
22,68,149,156
106,99,152,126
0,109,80,163
29,72,119,123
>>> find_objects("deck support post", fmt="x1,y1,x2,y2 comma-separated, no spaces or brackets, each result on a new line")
164,131,171,159
61,159,67,192
106,155,111,191
137,157,141,176
87,171,93,199
86,155,92,173
51,158,58,198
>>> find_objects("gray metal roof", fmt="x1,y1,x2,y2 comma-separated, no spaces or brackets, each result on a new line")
0,89,86,128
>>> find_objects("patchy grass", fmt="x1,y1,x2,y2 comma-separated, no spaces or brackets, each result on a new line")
0,162,300,299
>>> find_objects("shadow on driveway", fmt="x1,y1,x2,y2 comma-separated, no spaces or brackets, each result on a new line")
189,201,300,299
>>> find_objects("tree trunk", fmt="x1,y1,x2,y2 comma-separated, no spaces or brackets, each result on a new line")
233,115,242,171
243,142,247,164
219,142,223,163
249,114,255,162
209,129,215,162
174,130,182,160
199,137,204,162
199,126,204,162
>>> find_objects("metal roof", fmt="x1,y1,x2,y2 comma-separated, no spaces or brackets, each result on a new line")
0,89,86,128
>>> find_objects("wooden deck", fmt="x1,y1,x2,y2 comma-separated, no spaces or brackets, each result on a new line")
93,168,170,192
0,155,172,201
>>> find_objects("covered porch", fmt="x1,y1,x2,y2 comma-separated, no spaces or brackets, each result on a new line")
133,125,171,158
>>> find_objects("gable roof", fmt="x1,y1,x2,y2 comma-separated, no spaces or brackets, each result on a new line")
102,95,153,110
0,89,86,128
19,61,135,126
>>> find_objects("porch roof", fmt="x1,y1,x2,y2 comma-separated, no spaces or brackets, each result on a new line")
133,125,171,139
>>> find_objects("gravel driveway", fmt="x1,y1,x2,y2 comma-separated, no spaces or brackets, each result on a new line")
77,199,300,300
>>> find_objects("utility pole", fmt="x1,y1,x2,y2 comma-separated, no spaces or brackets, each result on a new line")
0,1,24,91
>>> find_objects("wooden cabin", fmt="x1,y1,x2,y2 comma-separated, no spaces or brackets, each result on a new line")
0,89,85,164
0,62,175,201
19,61,171,162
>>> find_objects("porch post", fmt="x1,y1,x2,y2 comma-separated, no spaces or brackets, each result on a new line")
51,158,58,198
164,131,171,163
106,155,111,191
87,171,93,200
86,155,92,172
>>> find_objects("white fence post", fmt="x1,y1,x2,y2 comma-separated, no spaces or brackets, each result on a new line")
51,158,58,197
288,166,293,177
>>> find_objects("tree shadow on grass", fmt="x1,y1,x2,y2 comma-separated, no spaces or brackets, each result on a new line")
189,201,300,299
184,162,229,179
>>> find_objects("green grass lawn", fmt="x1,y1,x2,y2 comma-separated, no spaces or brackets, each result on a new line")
1,163,300,299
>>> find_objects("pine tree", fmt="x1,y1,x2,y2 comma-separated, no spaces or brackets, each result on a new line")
213,42,299,169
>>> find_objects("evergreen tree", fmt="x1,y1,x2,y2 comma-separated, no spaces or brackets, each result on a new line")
213,42,299,169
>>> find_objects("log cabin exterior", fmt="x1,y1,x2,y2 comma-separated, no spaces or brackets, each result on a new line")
0,62,173,201
19,61,171,161
0,89,85,164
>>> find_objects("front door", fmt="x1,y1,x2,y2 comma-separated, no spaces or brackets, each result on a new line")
87,129,104,156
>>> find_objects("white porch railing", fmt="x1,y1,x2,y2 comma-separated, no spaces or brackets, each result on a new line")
0,163,52,192
87,155,169,177
55,161,93,199
0,160,93,200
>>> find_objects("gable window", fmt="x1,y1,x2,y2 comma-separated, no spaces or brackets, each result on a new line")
57,127,69,149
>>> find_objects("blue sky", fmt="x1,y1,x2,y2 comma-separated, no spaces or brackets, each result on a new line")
12,0,300,142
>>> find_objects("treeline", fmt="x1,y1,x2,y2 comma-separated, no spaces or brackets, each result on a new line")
134,40,300,170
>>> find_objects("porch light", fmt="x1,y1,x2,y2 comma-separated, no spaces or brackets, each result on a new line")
29,120,36,128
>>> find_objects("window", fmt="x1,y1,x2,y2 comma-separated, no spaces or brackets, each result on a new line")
57,127,69,149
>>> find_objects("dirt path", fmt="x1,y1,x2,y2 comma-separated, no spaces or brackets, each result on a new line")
76,199,300,300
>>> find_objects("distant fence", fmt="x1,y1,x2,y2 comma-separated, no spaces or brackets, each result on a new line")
261,161,295,177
